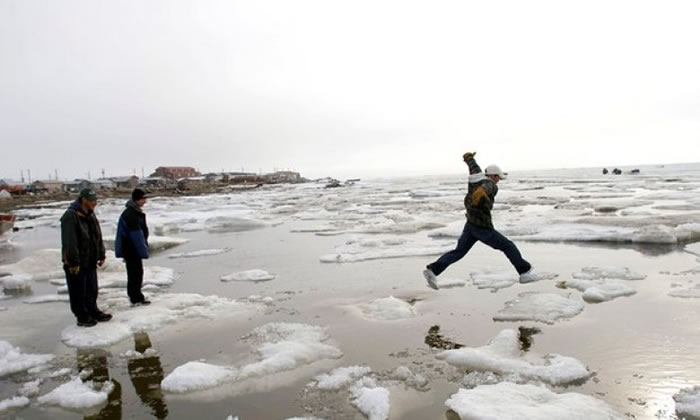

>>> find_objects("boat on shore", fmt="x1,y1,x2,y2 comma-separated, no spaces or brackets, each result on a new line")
0,214,16,235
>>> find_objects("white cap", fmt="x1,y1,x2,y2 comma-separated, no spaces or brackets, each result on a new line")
484,164,508,179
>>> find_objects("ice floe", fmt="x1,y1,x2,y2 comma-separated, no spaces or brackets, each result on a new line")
320,240,450,263
390,366,429,390
669,282,700,298
0,340,55,377
62,293,264,348
572,266,646,281
0,248,63,281
350,377,390,420
168,248,231,259
436,277,467,289
220,269,276,282
18,378,43,397
494,292,584,324
445,382,624,419
162,323,342,393
437,329,591,386
161,361,235,393
103,235,189,252
558,279,636,303
674,386,700,418
23,294,70,304
312,365,372,390
0,396,30,412
353,296,418,321
38,376,114,410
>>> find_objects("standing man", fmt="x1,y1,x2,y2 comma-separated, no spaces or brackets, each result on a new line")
61,188,112,327
423,152,535,290
115,188,151,306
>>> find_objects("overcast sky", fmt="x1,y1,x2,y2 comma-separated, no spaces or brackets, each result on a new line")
1,0,699,181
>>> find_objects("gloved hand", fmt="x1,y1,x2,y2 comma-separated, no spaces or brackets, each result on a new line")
463,152,476,162
68,266,80,275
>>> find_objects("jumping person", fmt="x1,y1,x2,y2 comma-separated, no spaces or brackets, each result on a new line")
115,188,151,306
423,152,535,289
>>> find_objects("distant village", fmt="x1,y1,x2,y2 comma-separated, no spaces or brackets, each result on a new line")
0,167,307,198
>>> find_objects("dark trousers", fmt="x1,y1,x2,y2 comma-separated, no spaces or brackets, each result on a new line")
64,264,99,321
125,258,145,304
428,222,531,276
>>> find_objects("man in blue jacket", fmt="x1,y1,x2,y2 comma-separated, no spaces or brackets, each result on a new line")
115,188,151,306
423,152,535,290
60,188,112,327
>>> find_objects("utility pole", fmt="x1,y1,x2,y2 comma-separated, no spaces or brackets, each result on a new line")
27,169,31,183
55,169,58,180
20,170,24,183
101,169,105,179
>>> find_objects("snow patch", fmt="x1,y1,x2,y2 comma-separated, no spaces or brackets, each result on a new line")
445,382,624,419
0,396,30,412
558,279,636,303
353,296,418,321
350,377,390,420
313,366,372,390
674,386,700,418
221,269,276,282
437,329,591,386
572,266,646,281
38,376,114,410
168,248,231,259
0,340,55,377
62,293,263,348
494,292,584,324
162,323,342,393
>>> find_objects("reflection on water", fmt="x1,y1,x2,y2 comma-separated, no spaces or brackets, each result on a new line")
128,332,168,419
518,326,541,352
77,332,168,419
78,349,121,420
425,325,463,350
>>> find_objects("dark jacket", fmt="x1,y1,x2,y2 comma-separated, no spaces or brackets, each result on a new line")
464,156,498,229
60,199,106,267
115,200,149,259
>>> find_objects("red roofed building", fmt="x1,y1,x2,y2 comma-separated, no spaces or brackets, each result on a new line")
150,167,200,180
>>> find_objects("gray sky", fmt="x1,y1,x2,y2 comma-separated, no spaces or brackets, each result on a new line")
1,0,699,181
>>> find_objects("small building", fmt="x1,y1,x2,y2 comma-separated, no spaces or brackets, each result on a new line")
151,167,200,180
263,171,303,184
92,179,116,190
141,176,174,188
176,176,207,190
31,180,64,194
204,173,226,183
63,179,92,193
110,176,139,189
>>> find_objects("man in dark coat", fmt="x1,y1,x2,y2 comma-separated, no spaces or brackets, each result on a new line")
423,152,534,290
60,188,112,327
115,188,151,305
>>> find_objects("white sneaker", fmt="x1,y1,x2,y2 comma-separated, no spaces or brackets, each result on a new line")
519,269,538,284
423,269,439,290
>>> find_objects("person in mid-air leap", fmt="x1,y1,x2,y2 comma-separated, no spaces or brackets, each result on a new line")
423,152,535,289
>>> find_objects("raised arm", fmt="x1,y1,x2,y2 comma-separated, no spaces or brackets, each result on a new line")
463,152,481,175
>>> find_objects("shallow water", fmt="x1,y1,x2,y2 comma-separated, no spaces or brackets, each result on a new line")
2,164,700,419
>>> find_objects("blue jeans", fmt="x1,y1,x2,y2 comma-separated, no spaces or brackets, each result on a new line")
428,222,531,276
